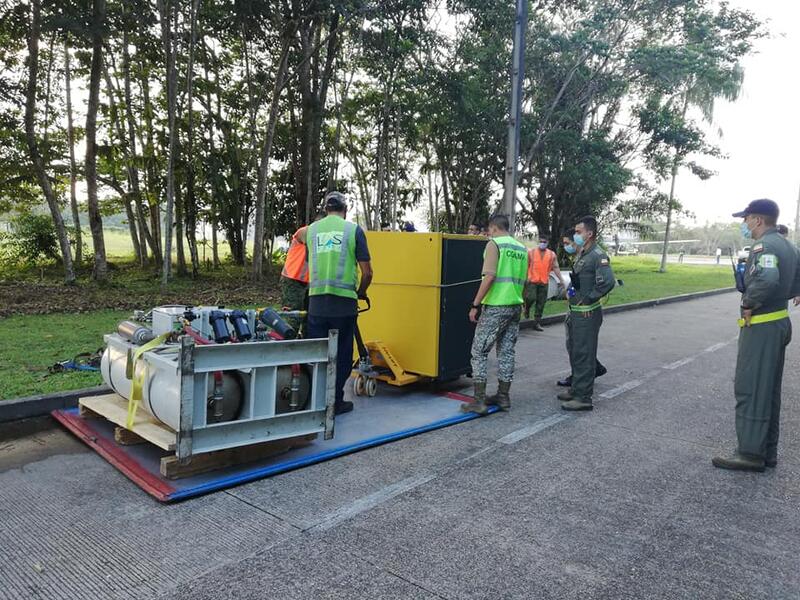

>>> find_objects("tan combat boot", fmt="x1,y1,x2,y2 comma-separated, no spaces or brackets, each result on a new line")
487,381,511,411
461,382,489,415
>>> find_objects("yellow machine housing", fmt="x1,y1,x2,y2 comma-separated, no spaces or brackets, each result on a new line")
355,232,486,387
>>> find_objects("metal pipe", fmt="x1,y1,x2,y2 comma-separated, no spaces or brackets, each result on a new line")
117,321,156,345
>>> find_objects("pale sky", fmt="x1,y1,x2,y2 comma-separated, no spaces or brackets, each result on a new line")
407,0,800,233
674,0,800,227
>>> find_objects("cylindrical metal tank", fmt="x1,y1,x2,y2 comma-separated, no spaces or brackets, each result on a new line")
100,335,242,431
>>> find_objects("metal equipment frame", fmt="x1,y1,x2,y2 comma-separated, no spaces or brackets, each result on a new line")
141,333,338,461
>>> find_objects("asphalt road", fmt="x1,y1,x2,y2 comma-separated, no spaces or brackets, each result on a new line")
2,291,799,600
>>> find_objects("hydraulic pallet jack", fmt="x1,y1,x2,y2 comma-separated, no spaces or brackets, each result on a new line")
352,298,421,397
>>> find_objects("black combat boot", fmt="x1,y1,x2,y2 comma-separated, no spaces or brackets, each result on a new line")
711,453,765,472
561,399,593,411
461,381,489,415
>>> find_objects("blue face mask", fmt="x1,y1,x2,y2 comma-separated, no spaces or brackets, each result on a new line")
538,242,548,250
573,233,585,247
564,244,576,255
740,222,752,239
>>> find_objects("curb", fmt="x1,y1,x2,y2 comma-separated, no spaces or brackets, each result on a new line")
0,385,110,424
0,287,736,424
522,287,736,330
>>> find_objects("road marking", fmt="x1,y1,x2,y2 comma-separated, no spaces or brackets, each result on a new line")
497,414,571,445
600,380,642,399
307,473,436,532
306,413,575,531
704,342,727,353
663,357,695,370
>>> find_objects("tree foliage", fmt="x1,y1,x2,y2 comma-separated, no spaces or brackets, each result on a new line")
0,0,762,281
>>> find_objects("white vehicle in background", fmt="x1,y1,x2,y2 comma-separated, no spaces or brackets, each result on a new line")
549,271,570,299
616,243,639,256
737,246,751,261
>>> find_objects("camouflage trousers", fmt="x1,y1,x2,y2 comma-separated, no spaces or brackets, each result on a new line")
470,305,522,383
279,276,308,331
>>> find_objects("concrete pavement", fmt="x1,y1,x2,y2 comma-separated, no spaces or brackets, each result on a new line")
2,291,800,599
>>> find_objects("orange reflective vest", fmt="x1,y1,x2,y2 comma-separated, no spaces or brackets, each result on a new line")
281,227,309,283
527,247,556,284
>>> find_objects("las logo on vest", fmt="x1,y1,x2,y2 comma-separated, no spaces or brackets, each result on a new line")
315,231,344,253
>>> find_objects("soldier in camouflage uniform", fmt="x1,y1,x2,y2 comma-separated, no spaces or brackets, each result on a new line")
280,276,307,329
713,199,800,472
462,215,529,415
559,216,615,412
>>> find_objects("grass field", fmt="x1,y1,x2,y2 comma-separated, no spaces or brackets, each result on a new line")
0,255,733,400
96,229,254,260
541,255,732,316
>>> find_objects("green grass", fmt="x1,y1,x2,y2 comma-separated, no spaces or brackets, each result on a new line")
0,310,126,400
0,255,732,401
541,255,732,316
96,229,253,259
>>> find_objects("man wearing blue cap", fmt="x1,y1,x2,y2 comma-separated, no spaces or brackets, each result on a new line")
713,199,800,472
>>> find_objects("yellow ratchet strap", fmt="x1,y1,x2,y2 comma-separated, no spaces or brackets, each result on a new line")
125,333,170,429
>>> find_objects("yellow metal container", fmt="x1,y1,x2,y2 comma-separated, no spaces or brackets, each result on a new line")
356,232,486,381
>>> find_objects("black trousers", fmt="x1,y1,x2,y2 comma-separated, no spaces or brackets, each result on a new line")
306,314,356,406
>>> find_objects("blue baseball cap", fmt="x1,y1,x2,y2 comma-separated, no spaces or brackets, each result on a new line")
732,198,780,219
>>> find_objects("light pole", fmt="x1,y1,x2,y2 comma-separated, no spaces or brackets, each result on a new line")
502,0,528,234
794,183,800,245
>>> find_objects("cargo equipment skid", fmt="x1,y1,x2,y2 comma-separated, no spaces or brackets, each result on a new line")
84,306,338,478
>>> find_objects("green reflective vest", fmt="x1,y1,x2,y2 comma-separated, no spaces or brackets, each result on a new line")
483,235,528,306
307,215,358,299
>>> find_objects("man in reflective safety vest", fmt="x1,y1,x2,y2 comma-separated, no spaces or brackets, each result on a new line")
524,233,564,330
559,216,615,412
297,191,372,415
713,199,800,472
461,214,529,414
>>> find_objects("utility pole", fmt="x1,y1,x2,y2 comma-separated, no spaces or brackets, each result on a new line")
502,0,527,234
794,183,800,245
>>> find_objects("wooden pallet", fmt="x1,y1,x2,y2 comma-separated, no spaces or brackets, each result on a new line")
78,393,317,480
79,393,176,451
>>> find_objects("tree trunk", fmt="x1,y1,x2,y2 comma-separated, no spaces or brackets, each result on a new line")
202,53,220,268
391,111,400,228
659,91,690,273
437,146,454,232
327,68,353,192
103,66,143,264
252,35,292,280
42,35,54,146
308,13,340,218
158,0,178,284
63,37,82,267
139,52,163,266
183,0,201,276
122,13,155,264
85,0,108,281
175,183,187,275
374,99,390,229
25,0,76,284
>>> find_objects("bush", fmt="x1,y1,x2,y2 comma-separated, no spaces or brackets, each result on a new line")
0,213,61,266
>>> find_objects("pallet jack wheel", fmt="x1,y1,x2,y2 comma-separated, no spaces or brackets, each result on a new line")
354,374,366,396
365,377,377,397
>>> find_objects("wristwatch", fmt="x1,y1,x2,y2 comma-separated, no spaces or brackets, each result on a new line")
471,304,481,310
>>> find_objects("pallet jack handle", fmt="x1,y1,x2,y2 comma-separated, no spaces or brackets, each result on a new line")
354,296,370,363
